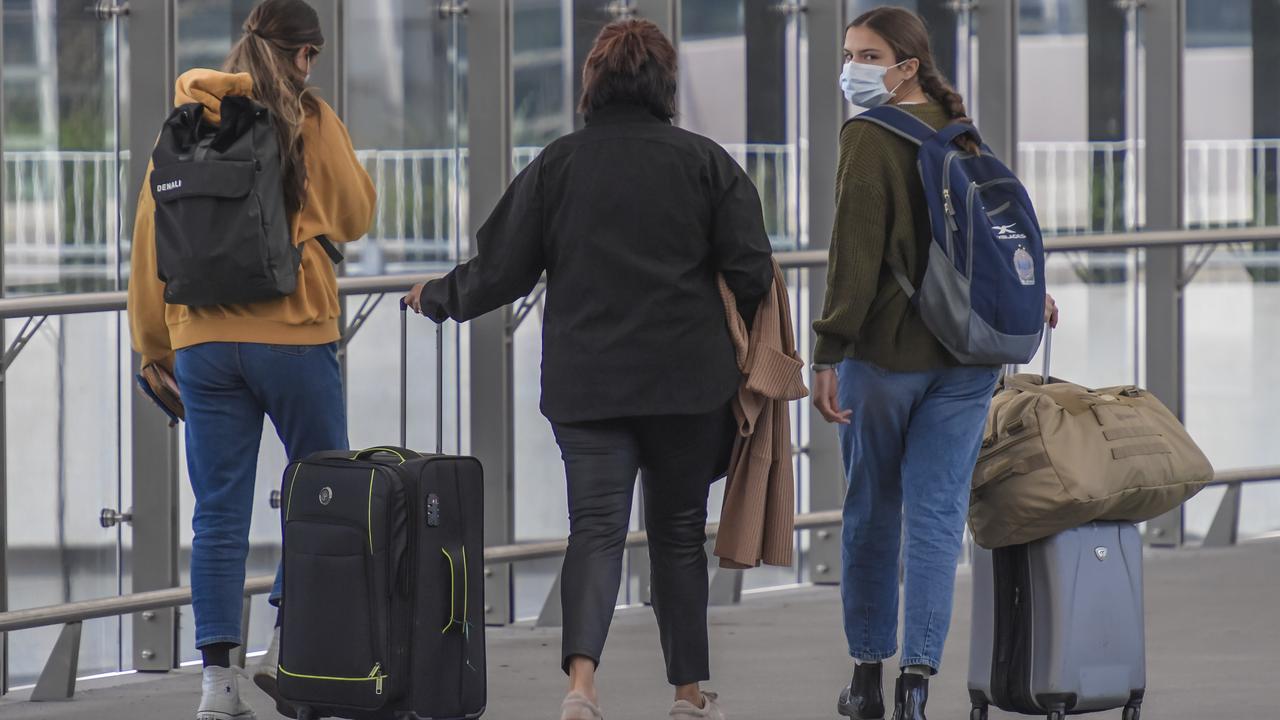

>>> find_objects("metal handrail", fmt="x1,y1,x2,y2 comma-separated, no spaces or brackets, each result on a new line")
4,463,1280,634
0,272,446,321
3,225,1279,320
0,509,844,634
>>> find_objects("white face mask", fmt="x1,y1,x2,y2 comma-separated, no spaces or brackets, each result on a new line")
840,59,908,108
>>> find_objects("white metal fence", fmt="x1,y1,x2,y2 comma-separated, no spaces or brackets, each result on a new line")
6,140,1280,288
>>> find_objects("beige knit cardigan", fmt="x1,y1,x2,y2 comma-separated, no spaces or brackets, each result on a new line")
715,260,809,569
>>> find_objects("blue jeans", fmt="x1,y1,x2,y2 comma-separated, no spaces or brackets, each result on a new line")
175,342,348,649
836,358,997,672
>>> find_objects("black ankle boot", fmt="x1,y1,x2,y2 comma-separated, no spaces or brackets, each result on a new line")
891,673,929,720
837,662,885,719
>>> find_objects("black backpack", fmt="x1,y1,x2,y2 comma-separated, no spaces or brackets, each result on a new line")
150,95,342,307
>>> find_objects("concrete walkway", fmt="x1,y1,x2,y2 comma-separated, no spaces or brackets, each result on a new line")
3,540,1277,719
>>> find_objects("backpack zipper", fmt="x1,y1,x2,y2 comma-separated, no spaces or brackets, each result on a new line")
941,151,973,254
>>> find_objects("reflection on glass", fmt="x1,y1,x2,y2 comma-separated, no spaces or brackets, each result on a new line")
176,0,249,72
1180,3,1280,541
513,0,571,150
3,0,124,295
345,0,467,274
681,0,802,250
510,0,570,558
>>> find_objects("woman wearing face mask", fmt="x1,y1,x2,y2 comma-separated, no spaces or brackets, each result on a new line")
812,8,1057,720
128,1,375,718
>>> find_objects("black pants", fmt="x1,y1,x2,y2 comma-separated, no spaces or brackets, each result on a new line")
550,404,735,686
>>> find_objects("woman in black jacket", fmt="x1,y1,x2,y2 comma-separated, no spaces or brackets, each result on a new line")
404,19,773,720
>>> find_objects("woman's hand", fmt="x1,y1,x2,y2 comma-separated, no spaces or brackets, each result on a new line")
812,368,852,425
1044,293,1059,329
402,283,426,315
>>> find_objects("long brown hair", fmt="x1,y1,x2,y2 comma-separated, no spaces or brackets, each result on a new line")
579,19,678,122
850,7,971,124
224,0,324,217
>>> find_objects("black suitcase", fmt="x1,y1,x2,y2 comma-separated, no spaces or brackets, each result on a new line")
278,316,486,720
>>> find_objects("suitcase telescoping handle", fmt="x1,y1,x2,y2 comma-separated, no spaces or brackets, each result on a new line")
400,298,446,455
1041,323,1053,384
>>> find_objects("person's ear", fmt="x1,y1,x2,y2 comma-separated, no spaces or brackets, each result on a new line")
902,57,921,81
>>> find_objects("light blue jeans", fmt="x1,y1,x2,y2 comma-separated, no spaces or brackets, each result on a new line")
175,341,348,649
836,357,998,672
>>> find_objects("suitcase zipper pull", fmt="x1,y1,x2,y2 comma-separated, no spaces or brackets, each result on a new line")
370,663,384,695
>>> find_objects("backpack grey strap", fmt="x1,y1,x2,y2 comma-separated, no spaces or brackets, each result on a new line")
315,235,344,265
889,262,917,299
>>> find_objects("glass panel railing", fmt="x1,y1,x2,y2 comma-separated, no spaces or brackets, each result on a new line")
5,312,127,685
1183,244,1280,541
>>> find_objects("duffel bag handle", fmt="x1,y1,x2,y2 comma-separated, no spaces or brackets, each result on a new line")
351,446,422,463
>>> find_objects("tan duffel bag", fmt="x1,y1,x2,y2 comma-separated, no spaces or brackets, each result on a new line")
969,372,1214,549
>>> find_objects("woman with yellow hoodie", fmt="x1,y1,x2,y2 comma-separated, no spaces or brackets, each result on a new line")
126,1,374,718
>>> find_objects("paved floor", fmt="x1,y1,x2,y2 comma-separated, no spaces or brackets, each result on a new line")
3,540,1277,720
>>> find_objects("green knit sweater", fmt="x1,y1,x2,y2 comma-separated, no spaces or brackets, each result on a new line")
812,101,956,372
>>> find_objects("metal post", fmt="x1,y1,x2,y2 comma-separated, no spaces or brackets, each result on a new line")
469,0,516,626
805,0,847,586
29,622,82,702
0,0,7,691
1142,0,1187,547
975,0,1017,169
234,597,252,668
1203,483,1242,548
128,0,182,672
311,0,343,115
632,0,676,39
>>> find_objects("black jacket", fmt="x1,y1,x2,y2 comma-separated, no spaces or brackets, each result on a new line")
421,103,774,423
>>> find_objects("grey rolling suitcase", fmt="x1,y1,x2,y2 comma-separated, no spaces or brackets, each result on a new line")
968,522,1146,720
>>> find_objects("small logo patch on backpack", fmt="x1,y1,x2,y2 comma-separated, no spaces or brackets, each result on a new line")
993,223,1027,240
319,487,334,506
1013,246,1036,286
155,179,182,193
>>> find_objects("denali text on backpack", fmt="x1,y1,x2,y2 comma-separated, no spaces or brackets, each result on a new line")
150,95,342,308
853,106,1046,365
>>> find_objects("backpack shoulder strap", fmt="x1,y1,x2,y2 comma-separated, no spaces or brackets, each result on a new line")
315,235,344,265
850,105,937,146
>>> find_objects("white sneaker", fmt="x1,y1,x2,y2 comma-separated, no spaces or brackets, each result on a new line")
196,665,257,720
252,627,297,719
670,691,725,720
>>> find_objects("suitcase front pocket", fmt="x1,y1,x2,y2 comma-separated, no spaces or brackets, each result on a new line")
280,521,392,710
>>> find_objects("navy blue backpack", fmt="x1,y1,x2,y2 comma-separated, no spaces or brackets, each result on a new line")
854,105,1046,365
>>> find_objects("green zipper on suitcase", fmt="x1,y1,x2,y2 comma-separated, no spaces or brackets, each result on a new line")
278,662,388,695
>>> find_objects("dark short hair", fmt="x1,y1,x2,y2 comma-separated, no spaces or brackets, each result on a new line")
578,19,678,121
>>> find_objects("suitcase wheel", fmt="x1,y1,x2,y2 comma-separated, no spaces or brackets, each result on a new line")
1047,712,1064,720
970,705,989,720
1123,705,1142,720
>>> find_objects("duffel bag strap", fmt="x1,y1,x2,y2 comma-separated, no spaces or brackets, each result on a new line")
975,451,1053,490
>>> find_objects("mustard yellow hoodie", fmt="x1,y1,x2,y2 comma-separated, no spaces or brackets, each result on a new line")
128,69,375,369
